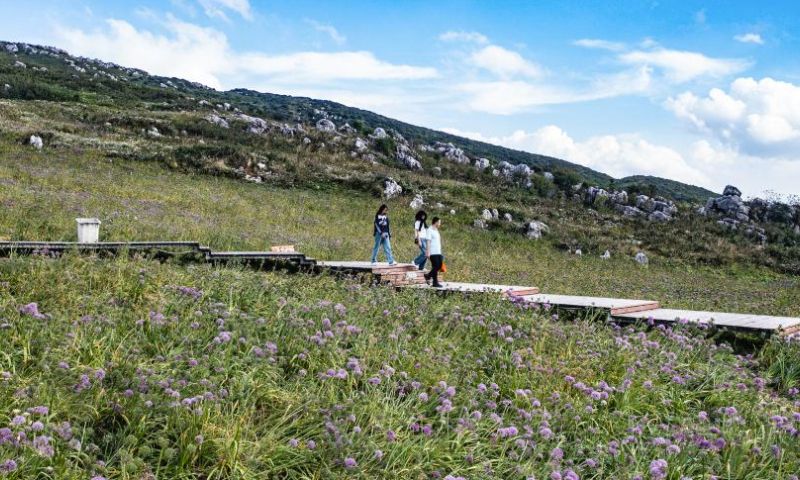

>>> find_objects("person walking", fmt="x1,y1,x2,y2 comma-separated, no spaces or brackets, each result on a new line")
424,216,444,288
413,210,428,270
371,204,396,265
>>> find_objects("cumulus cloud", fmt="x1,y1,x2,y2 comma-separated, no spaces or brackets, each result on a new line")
573,38,626,52
619,48,750,83
666,77,800,156
306,19,346,45
469,45,543,79
198,0,252,21
55,15,437,90
438,30,489,44
734,33,764,45
441,125,708,183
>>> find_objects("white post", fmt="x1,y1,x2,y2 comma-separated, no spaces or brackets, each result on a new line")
76,218,101,243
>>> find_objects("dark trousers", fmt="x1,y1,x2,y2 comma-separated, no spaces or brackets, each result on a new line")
427,254,443,286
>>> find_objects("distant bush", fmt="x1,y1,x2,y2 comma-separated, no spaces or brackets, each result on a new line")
373,137,396,156
0,79,79,102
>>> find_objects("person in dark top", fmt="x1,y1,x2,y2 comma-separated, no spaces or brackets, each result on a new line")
413,210,428,270
371,204,397,265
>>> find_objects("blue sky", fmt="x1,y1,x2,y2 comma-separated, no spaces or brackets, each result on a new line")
5,0,800,196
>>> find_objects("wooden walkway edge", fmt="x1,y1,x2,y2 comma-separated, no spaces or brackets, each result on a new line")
1,242,797,337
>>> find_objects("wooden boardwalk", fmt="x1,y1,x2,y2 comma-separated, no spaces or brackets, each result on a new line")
1,242,798,336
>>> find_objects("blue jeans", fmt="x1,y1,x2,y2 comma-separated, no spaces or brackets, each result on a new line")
414,239,428,270
371,234,395,264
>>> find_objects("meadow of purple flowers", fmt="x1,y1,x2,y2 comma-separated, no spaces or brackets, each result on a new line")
1,254,799,479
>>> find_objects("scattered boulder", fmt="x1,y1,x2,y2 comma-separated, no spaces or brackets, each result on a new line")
512,164,532,177
481,209,493,221
574,249,582,256
723,185,742,197
434,142,470,164
233,114,269,134
146,126,162,138
503,213,513,222
601,250,611,259
382,178,403,200
14,61,26,69
525,221,549,240
543,172,555,182
198,99,211,107
302,137,312,146
29,135,43,149
3,84,10,91
450,209,456,215
648,211,672,223
278,123,295,137
474,158,490,170
371,127,388,139
635,252,649,266
473,218,488,229
205,114,229,129
491,169,500,177
5,43,18,54
609,191,628,205
410,194,425,210
395,144,422,170
338,123,357,134
354,138,368,151
432,167,442,175
316,119,336,133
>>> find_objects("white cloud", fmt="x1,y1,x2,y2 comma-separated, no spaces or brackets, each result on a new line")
666,77,800,155
55,15,437,90
455,66,652,115
198,0,252,21
441,125,707,183
573,38,626,52
306,19,346,45
438,30,489,44
469,45,542,79
734,33,764,45
619,48,750,83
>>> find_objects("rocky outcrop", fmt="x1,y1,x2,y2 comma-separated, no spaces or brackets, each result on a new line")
433,142,471,164
525,221,549,240
29,135,43,149
236,114,269,135
481,209,493,221
409,194,424,210
370,127,388,139
395,144,422,170
338,123,357,134
14,61,26,69
635,252,649,265
205,114,229,129
474,158,490,170
473,219,488,229
146,126,162,138
354,138,368,151
382,178,402,200
703,186,749,222
543,172,554,182
316,119,336,133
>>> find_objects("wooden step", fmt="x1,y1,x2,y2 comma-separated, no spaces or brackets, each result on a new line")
522,294,660,315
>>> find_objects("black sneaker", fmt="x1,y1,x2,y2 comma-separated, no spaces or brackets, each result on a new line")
423,274,431,285
432,283,444,288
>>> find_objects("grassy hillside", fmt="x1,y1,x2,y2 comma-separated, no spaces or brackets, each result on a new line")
616,175,718,203
0,40,717,201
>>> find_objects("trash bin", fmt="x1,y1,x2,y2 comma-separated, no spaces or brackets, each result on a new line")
76,218,101,243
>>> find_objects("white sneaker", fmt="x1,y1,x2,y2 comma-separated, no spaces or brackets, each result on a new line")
389,261,397,266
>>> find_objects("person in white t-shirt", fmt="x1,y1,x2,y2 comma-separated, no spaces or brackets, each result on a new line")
424,216,444,288
412,210,428,270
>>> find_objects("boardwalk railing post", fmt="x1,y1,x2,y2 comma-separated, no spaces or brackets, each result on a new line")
76,218,101,243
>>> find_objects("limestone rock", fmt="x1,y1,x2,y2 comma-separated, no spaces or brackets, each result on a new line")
525,221,549,240
354,138,368,151
382,178,403,200
29,135,43,149
371,127,388,139
409,194,425,210
395,144,422,170
205,114,229,129
474,158,490,170
473,219,488,229
316,119,336,133
503,213,513,222
481,209,493,221
723,185,742,197
601,250,611,259
147,126,162,138
338,123,357,134
635,252,649,266
302,137,312,146
543,172,554,182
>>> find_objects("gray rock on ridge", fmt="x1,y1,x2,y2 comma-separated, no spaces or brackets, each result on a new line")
316,119,336,133
382,178,403,200
395,144,422,170
205,114,229,129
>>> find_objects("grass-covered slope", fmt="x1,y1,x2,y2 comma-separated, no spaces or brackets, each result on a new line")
0,40,717,201
1,254,800,479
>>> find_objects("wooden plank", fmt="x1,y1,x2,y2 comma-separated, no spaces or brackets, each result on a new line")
613,308,800,332
522,294,660,314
